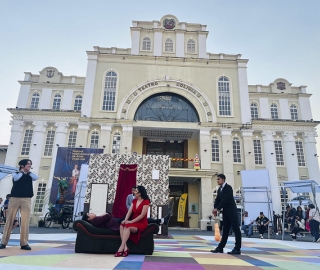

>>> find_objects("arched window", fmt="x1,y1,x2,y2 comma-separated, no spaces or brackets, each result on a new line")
187,39,195,53
211,136,220,162
270,103,278,119
250,103,259,119
74,95,82,111
30,93,40,109
165,38,174,52
142,37,151,51
233,137,241,163
52,94,61,110
134,93,199,122
102,71,117,111
218,76,231,116
290,104,298,120
90,131,99,148
112,131,121,154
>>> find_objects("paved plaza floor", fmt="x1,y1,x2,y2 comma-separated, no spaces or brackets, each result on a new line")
1,229,320,269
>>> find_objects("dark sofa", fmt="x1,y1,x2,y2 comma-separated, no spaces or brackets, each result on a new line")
73,220,159,255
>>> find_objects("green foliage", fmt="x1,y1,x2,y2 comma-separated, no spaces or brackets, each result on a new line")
59,178,68,190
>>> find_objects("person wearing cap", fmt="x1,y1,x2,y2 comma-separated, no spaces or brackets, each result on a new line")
0,159,38,250
255,212,270,239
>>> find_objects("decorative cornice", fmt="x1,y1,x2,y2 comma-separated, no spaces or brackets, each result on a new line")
253,125,315,132
13,115,79,122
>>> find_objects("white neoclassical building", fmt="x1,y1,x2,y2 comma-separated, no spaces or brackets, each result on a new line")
1,15,319,229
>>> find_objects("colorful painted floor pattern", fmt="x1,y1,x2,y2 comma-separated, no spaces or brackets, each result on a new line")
0,233,320,269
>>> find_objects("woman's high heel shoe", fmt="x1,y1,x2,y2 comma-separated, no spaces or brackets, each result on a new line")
114,250,124,257
122,249,129,257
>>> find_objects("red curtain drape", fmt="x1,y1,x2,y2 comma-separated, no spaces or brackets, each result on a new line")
112,164,137,218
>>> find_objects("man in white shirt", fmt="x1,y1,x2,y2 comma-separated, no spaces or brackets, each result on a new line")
241,211,254,237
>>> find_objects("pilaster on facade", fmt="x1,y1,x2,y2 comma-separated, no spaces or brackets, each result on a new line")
303,132,320,182
237,61,251,124
28,121,48,175
76,122,91,147
199,128,211,169
130,27,142,55
241,129,255,170
100,124,113,153
175,29,185,58
121,124,133,153
219,128,234,187
262,131,282,214
82,52,98,117
153,28,163,57
5,120,25,167
199,176,213,230
282,131,299,182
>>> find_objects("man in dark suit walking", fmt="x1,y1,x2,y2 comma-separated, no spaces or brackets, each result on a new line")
211,174,241,254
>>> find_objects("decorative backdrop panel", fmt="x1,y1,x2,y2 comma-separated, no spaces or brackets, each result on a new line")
85,154,169,219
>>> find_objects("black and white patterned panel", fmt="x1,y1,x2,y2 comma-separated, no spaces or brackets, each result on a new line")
85,154,169,219
141,155,170,219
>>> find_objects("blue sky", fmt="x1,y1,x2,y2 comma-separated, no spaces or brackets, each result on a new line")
1,0,320,158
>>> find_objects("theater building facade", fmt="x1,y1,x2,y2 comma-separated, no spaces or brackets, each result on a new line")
2,15,320,229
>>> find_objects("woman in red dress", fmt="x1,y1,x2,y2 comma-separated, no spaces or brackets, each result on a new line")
115,185,150,257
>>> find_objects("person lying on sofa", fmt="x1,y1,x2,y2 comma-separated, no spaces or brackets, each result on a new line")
82,211,172,228
82,212,120,231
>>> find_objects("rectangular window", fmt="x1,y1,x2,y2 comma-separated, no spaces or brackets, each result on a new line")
44,130,55,156
68,131,77,148
253,139,263,165
295,141,306,166
102,91,116,111
211,138,220,162
112,134,121,154
274,140,284,165
33,182,47,213
233,139,241,163
21,129,33,155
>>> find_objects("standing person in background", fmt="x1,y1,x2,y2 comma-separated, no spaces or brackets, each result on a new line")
3,194,11,222
0,159,38,250
308,204,320,243
211,174,241,255
126,186,136,210
0,197,4,222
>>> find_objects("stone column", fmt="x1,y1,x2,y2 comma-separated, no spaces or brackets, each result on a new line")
282,132,299,181
303,132,320,183
220,129,234,187
100,124,113,154
262,131,282,214
200,176,213,230
76,123,91,147
4,120,25,167
121,124,133,153
46,122,69,194
0,121,25,198
28,121,48,175
241,130,255,170
237,60,251,124
199,128,211,169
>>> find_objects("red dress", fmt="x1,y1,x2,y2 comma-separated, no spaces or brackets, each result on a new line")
122,198,150,244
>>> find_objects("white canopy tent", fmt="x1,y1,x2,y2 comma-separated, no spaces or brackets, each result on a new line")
279,180,320,240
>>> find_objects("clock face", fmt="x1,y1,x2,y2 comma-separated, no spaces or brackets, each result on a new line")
163,18,176,29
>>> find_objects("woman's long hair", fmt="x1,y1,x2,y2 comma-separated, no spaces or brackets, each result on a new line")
137,185,150,201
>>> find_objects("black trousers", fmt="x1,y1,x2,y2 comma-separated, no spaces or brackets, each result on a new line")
258,225,267,235
217,215,241,250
